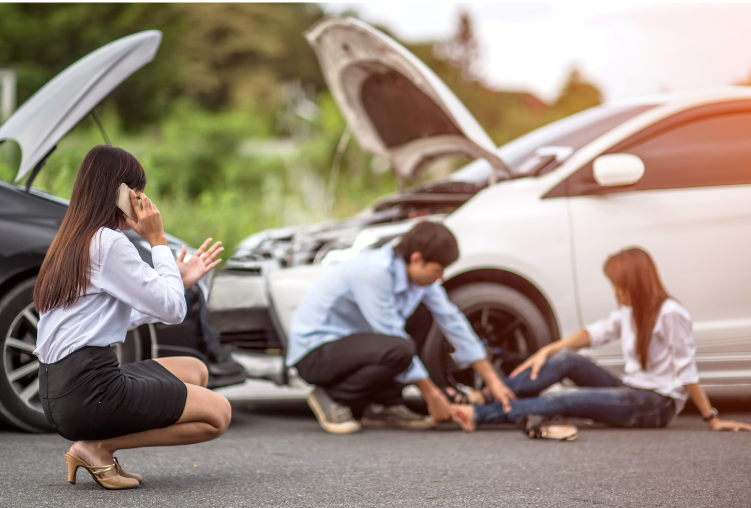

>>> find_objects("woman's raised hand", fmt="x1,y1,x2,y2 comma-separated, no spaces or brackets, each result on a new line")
510,346,551,380
126,190,167,247
176,237,224,290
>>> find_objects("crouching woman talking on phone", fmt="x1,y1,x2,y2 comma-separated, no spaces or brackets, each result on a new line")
33,145,230,490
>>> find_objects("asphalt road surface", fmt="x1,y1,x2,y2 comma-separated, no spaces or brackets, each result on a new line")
1,398,750,508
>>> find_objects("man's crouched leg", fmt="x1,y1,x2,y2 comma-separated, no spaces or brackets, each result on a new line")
297,334,428,433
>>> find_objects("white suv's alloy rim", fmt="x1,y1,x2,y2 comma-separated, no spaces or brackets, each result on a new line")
4,303,41,412
445,305,532,389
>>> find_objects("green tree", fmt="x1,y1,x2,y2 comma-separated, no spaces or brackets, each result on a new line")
177,3,324,111
553,68,603,117
0,3,186,131
434,11,480,81
0,4,325,129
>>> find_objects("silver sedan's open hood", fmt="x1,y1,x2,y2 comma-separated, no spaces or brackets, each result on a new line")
0,30,162,184
305,18,508,183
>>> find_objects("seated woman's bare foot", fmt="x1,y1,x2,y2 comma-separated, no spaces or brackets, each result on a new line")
451,404,477,433
69,441,117,478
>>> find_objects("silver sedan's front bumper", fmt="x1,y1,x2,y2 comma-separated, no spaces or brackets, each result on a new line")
207,269,284,356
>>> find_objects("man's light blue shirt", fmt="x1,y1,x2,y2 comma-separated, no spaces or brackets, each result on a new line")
286,246,487,384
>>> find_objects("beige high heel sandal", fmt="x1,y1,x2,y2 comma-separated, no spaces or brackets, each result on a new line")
114,457,143,484
65,452,140,490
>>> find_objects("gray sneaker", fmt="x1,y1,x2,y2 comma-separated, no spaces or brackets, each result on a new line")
360,404,435,430
306,387,361,434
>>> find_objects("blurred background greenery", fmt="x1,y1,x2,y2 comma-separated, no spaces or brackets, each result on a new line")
0,4,602,254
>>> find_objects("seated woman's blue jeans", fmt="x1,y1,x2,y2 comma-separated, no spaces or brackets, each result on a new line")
474,350,676,428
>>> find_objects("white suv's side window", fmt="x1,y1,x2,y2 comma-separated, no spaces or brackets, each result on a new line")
555,102,751,197
621,111,751,191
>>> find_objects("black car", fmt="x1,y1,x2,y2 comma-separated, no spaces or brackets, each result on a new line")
0,31,245,433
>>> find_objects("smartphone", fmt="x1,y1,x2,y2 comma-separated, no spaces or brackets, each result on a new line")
116,183,140,223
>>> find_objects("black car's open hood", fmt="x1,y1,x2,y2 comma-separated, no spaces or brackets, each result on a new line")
0,31,162,185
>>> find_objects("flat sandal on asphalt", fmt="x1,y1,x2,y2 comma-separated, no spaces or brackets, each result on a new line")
518,414,578,441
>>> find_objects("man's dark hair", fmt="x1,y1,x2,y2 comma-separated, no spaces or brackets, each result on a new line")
394,222,459,267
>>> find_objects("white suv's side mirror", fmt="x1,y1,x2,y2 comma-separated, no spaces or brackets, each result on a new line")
593,153,645,187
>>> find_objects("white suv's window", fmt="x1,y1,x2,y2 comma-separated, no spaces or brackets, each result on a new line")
450,104,654,184
556,101,751,196
625,111,751,190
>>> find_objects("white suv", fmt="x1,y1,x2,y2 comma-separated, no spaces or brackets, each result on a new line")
208,18,751,397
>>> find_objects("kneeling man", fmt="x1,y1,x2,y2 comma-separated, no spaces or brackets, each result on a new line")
287,222,515,434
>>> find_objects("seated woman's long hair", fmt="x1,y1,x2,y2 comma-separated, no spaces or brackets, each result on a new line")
604,247,670,371
34,145,147,313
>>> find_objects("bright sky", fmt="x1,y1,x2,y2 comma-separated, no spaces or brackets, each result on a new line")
323,2,751,103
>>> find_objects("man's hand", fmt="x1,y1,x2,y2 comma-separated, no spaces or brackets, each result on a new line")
176,237,223,290
487,381,516,413
471,358,516,412
425,390,453,423
414,378,453,423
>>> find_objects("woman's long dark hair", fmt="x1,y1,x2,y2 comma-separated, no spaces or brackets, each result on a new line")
34,145,147,313
604,247,670,371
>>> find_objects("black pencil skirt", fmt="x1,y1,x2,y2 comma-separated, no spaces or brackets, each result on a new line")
38,346,188,442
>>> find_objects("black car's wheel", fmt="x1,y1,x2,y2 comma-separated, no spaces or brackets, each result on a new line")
0,278,53,432
422,282,553,390
0,278,147,433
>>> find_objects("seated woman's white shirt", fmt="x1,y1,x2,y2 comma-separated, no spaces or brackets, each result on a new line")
34,228,186,364
584,298,700,413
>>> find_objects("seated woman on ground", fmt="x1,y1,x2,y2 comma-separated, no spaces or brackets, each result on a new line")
451,247,751,436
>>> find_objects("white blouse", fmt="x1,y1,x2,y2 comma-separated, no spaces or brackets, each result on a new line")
35,227,186,364
584,298,700,413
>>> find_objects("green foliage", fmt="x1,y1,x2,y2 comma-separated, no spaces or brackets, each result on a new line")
0,3,323,130
178,3,325,111
0,92,396,255
0,5,604,258
0,3,186,131
553,68,603,118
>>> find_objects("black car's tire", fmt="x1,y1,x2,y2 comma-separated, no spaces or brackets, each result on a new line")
0,278,149,433
0,278,54,432
422,282,553,389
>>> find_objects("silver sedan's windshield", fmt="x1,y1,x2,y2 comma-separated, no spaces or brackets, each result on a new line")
450,104,656,184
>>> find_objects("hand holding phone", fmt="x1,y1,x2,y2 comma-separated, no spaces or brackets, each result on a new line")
117,183,140,223
117,183,167,247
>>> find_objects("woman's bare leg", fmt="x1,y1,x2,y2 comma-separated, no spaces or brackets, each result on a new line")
69,358,229,477
155,356,209,387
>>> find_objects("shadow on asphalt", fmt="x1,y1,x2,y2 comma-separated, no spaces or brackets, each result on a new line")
231,399,313,418
229,395,751,419
1,394,748,435
681,396,751,414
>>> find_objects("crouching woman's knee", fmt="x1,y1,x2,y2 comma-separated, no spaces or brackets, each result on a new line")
194,359,210,388
208,394,232,438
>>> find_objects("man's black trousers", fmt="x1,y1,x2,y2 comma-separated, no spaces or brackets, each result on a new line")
294,305,433,418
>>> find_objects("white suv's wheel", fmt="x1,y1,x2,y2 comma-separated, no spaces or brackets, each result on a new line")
422,282,553,389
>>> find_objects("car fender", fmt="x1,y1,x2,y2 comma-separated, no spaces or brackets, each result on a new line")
267,264,331,337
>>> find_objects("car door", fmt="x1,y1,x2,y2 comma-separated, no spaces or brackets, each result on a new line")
559,101,751,385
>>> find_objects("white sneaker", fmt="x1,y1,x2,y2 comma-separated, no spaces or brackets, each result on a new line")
360,403,435,430
306,387,361,434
